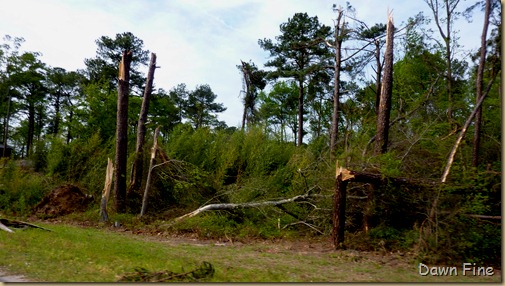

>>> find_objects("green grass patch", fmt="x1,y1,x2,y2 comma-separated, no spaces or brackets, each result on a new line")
0,223,500,282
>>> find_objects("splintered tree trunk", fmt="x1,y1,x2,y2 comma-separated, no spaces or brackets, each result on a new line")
100,158,114,222
129,53,157,196
375,12,394,154
332,169,348,249
140,126,161,217
114,50,132,213
472,0,491,168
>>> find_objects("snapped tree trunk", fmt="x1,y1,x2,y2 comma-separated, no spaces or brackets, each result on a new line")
330,8,344,158
332,164,348,249
472,0,491,168
240,60,250,131
140,126,161,217
375,12,394,154
129,52,157,197
100,158,114,222
431,74,498,221
114,50,132,213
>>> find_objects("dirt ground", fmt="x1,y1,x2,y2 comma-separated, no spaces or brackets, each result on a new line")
33,184,93,218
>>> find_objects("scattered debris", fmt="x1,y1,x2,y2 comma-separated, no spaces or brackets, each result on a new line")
117,261,215,282
0,218,52,232
33,184,93,218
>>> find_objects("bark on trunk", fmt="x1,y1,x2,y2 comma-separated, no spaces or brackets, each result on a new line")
374,39,382,115
140,126,161,217
114,50,132,213
129,53,157,196
472,0,491,168
2,89,11,157
331,161,439,249
332,170,348,249
27,102,35,157
297,80,304,147
240,60,250,131
375,13,394,154
330,9,344,158
100,158,114,222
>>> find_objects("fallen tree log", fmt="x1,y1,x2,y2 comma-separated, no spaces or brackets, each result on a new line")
172,192,316,223
0,218,52,232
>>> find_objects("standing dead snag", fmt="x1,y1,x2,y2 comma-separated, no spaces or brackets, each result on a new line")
114,50,133,213
140,126,161,217
331,161,438,249
332,162,352,249
375,11,394,154
129,53,157,198
100,158,114,222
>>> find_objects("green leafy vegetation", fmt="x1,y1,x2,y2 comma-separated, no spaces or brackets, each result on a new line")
0,1,501,281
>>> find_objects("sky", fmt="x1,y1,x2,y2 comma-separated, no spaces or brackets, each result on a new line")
0,0,488,128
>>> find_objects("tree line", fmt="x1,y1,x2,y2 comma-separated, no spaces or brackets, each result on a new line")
0,0,501,264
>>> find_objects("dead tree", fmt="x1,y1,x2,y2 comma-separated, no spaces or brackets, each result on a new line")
100,158,114,222
332,164,349,249
129,53,157,197
329,7,345,158
140,126,161,217
114,50,132,213
472,0,492,168
331,161,438,249
172,191,317,223
375,12,394,154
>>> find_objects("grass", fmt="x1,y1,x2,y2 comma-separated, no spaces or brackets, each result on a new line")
0,222,501,282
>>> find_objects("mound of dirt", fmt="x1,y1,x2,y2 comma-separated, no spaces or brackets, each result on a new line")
34,184,93,218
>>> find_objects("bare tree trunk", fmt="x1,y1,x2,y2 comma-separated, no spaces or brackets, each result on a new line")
332,166,348,249
140,126,161,217
2,88,11,157
424,0,460,122
114,50,132,213
240,60,250,131
431,73,498,221
330,8,344,158
129,53,157,197
375,13,394,154
100,158,114,222
472,0,491,168
297,80,304,147
374,39,382,115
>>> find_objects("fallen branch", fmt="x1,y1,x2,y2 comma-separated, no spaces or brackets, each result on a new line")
0,218,52,232
439,211,501,220
140,126,161,217
117,261,214,282
0,221,13,233
173,192,316,223
282,221,325,235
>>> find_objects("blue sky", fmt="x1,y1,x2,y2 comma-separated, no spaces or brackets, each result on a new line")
0,0,487,128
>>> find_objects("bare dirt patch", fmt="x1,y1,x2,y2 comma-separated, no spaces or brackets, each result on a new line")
33,184,93,218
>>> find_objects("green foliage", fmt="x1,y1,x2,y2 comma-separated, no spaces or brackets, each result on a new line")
0,159,52,216
46,132,114,195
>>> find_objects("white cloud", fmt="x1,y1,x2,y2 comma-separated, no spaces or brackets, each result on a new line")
0,0,486,128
